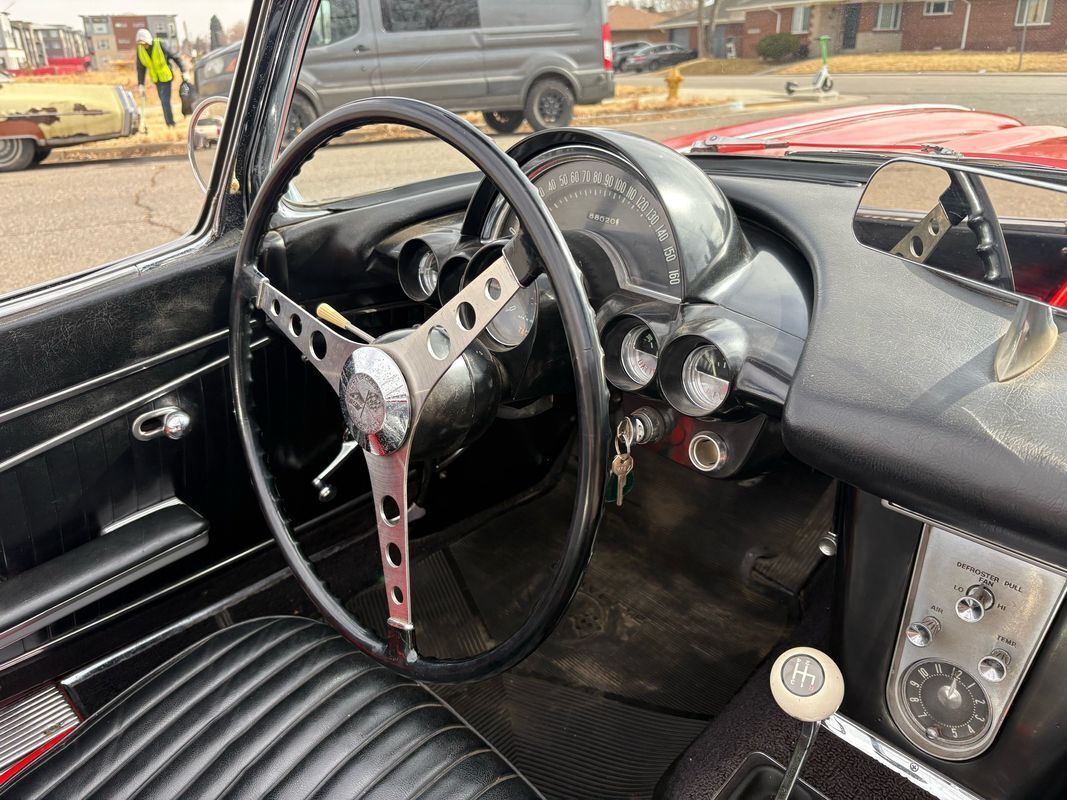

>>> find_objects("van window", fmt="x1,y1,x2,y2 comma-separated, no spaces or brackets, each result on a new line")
309,0,360,46
480,0,592,26
379,0,480,32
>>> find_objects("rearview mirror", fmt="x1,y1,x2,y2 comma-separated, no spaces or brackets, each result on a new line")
853,159,1067,310
186,96,228,193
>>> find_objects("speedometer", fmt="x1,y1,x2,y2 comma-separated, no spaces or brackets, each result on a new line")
489,147,683,300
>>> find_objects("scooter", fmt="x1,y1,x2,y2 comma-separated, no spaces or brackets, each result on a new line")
785,35,834,95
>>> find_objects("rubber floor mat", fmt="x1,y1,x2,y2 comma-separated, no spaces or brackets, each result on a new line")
347,453,833,800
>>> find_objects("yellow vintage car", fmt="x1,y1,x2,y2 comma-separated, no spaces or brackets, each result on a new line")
0,81,140,172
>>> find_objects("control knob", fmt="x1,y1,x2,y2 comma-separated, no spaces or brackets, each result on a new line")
905,615,941,648
978,648,1011,683
956,584,995,623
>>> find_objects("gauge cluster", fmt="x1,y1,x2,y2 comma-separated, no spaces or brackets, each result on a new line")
388,128,813,478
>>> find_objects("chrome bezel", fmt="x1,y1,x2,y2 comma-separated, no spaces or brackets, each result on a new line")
603,317,658,392
898,657,992,746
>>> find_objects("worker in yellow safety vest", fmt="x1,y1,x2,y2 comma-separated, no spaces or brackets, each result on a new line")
135,28,188,128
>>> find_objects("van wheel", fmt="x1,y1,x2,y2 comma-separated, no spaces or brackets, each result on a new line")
482,110,525,134
283,94,317,147
0,139,36,172
525,78,575,131
33,146,52,164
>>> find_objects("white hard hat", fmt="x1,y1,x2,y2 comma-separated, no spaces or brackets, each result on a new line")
136,28,152,45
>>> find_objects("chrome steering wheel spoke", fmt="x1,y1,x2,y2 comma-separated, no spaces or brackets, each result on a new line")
254,275,360,394
359,249,528,634
377,251,525,415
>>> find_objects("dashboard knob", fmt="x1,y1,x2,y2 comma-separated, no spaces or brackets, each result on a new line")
978,649,1011,683
956,585,995,623
905,615,941,648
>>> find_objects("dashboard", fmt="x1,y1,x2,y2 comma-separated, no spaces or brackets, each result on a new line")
387,128,813,478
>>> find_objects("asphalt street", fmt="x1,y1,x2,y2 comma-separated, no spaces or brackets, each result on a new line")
3,72,1064,295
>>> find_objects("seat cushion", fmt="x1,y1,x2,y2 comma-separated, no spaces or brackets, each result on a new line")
2,617,541,800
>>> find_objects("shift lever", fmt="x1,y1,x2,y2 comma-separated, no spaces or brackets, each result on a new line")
768,647,844,800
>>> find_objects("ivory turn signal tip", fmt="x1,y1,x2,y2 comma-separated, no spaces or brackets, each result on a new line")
316,303,349,329
315,303,374,344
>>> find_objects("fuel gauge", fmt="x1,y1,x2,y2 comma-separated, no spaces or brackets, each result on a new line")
621,326,659,386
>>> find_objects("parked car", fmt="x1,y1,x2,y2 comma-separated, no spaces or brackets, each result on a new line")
0,81,139,171
611,39,650,71
195,0,615,136
622,42,696,72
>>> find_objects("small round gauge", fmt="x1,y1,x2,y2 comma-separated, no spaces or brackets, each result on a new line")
902,659,991,743
621,325,659,386
682,345,731,414
487,284,538,348
416,249,439,297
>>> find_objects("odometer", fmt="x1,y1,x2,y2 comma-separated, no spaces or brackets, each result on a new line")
490,148,683,300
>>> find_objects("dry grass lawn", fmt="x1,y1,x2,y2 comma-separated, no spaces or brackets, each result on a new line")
777,50,1067,74
678,58,769,76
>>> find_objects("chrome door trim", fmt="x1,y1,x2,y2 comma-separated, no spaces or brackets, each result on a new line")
0,336,268,476
101,497,185,535
0,685,79,773
822,714,983,800
0,329,228,427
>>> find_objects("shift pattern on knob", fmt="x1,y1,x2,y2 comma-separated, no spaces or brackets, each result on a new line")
770,646,845,723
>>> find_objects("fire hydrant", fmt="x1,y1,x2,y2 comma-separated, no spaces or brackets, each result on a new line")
665,67,683,103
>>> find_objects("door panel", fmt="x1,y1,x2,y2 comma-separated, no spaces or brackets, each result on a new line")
842,4,861,49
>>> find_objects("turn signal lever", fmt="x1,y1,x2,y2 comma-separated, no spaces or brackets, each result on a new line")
768,647,844,800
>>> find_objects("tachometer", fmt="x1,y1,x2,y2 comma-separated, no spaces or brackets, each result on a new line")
621,325,659,386
488,284,538,348
488,146,683,300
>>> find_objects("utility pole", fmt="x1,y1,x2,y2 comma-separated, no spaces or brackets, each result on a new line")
1017,0,1030,71
696,0,707,58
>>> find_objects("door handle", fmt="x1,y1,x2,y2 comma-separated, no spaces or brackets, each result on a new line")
132,406,192,441
352,44,370,54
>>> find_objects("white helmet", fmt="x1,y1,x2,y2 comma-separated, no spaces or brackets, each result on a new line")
136,28,152,46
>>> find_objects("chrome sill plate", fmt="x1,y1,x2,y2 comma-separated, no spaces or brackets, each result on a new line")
823,714,982,800
0,685,78,773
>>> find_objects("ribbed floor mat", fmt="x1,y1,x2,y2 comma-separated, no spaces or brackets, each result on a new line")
347,454,833,800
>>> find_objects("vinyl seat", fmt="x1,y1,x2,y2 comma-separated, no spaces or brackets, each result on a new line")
0,617,540,800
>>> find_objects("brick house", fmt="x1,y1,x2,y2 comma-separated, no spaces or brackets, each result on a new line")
608,6,670,45
662,0,1067,59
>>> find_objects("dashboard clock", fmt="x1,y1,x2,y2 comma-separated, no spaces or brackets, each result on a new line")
901,659,991,743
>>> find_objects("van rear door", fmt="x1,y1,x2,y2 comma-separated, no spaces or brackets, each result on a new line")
371,0,488,107
300,0,379,112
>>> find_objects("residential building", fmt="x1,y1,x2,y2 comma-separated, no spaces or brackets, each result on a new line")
608,6,670,44
1,16,86,70
653,2,717,50
0,13,29,70
81,14,177,69
659,0,1067,59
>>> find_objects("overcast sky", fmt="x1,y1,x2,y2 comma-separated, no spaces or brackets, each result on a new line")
8,0,253,39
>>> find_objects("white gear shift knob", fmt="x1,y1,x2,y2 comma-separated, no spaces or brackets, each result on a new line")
770,646,845,723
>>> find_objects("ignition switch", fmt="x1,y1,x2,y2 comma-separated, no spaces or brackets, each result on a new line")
626,406,676,445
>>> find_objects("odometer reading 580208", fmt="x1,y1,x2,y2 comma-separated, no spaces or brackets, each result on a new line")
499,154,683,300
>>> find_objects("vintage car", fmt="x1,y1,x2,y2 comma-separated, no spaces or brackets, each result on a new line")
0,80,140,172
0,1,1065,799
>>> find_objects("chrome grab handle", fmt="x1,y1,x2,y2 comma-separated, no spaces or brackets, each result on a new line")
132,406,192,441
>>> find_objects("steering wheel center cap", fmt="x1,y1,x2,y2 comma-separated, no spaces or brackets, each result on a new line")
340,347,411,455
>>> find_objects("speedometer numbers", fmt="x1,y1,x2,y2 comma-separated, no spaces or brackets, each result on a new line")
902,660,990,744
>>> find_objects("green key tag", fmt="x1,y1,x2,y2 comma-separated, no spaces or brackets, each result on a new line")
603,471,634,504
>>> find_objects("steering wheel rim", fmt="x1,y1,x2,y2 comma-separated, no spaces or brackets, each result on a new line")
229,98,609,682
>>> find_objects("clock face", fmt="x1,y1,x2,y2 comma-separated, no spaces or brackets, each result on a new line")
902,659,991,743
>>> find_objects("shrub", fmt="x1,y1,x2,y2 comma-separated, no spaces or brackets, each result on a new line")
757,32,804,62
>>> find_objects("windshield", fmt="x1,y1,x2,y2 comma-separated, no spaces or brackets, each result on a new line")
6,0,1064,291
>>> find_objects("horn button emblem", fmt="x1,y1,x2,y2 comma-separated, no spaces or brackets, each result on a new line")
340,347,411,455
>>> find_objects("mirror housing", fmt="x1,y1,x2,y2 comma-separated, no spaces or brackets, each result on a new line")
854,157,1066,380
186,95,229,193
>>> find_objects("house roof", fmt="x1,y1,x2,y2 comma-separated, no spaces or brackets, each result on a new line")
655,2,714,28
607,5,669,31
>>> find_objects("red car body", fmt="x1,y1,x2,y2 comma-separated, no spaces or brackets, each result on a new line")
663,104,1067,169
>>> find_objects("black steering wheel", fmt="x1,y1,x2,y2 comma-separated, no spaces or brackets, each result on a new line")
229,98,609,683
